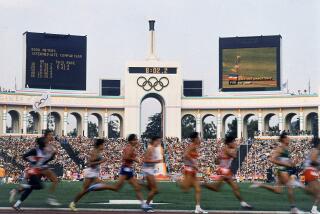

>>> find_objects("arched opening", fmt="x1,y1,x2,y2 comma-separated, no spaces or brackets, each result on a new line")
88,113,103,138
264,113,279,135
243,114,258,139
306,112,318,136
140,93,165,139
285,113,299,135
67,112,82,137
202,114,217,139
181,114,196,139
6,110,20,133
47,112,61,135
27,111,41,134
222,114,237,138
108,114,122,138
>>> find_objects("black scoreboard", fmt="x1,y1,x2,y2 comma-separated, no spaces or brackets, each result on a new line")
25,32,87,90
128,67,177,74
183,80,203,97
100,79,121,96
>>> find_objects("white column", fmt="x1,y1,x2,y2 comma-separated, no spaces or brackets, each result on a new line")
299,110,304,131
217,113,221,139
43,110,47,131
104,111,108,138
258,111,263,136
237,113,242,139
2,108,7,134
196,112,201,134
23,109,27,134
63,111,68,136
83,111,88,137
279,112,283,132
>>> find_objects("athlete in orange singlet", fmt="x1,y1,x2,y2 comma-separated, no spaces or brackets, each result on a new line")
204,135,252,209
180,132,207,214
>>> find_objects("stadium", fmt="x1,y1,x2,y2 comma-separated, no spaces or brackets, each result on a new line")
0,0,320,214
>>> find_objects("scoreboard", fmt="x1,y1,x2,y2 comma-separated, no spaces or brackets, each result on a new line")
24,32,87,90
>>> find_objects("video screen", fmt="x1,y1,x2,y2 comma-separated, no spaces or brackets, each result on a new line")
219,35,281,91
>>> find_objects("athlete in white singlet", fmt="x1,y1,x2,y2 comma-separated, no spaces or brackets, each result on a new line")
142,136,163,212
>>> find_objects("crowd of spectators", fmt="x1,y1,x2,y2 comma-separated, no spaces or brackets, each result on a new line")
255,130,314,137
0,136,314,183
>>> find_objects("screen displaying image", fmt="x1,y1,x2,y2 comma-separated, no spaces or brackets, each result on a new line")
219,35,281,91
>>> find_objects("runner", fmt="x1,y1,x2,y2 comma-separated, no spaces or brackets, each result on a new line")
41,129,60,206
250,132,302,214
179,132,207,214
10,137,48,210
302,137,320,214
142,136,163,212
204,135,252,209
69,139,109,211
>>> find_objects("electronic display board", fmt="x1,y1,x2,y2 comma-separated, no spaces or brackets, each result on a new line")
25,32,87,90
219,35,281,91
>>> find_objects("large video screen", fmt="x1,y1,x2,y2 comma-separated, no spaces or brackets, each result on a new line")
219,35,281,91
25,32,87,90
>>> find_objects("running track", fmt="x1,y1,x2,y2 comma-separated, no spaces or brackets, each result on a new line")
0,208,295,214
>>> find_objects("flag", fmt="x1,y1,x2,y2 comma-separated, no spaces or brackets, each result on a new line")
281,81,287,89
32,92,50,111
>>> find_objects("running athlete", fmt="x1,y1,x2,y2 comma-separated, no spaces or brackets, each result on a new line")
204,135,252,209
142,136,163,212
11,137,49,210
302,137,320,214
42,129,60,206
250,132,302,214
180,132,207,214
69,139,109,211
79,134,148,211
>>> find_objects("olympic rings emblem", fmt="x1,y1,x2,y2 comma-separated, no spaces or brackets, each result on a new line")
137,76,169,91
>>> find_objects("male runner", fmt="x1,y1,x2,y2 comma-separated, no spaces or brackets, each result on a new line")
69,139,108,211
11,137,48,210
78,134,148,211
180,132,207,214
142,136,163,212
204,135,252,209
302,137,320,214
42,129,60,206
250,132,302,214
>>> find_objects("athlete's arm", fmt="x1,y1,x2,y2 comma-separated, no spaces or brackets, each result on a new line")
269,147,293,167
42,152,56,165
88,151,107,166
22,149,37,165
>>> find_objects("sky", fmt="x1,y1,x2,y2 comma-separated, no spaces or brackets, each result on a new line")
0,0,319,132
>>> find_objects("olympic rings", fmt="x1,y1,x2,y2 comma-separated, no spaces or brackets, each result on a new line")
137,76,169,91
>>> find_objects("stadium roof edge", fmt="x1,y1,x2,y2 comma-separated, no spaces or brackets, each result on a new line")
182,93,318,99
0,92,124,99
